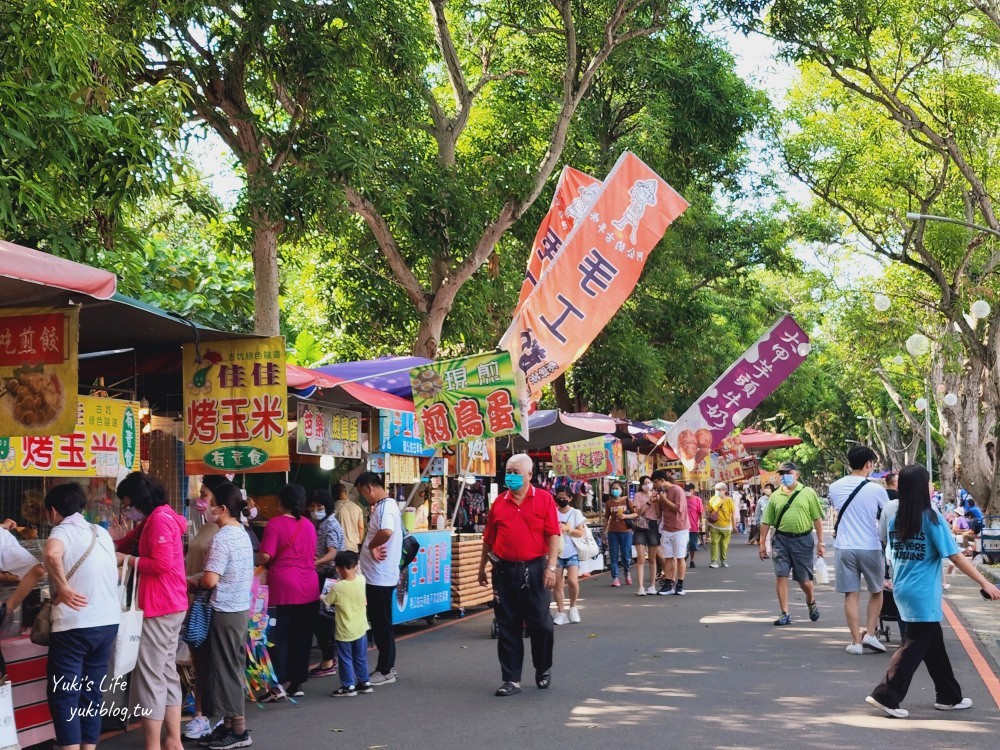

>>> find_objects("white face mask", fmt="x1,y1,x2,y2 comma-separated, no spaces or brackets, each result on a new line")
124,507,145,523
208,506,223,521
312,510,327,521
247,507,258,521
642,483,652,491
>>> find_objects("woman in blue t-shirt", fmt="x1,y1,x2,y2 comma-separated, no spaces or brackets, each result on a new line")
866,465,1000,719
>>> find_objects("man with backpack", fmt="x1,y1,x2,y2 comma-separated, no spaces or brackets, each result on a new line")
828,446,889,655
759,461,825,626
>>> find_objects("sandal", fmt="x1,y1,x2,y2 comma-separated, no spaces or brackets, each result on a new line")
535,670,551,690
494,681,521,697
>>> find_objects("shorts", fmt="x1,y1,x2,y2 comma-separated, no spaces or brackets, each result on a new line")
632,526,661,547
834,548,885,593
687,533,700,553
660,529,689,559
557,554,580,569
771,533,815,583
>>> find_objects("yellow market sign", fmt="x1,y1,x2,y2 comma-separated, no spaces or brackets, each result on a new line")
0,396,139,477
0,306,79,437
182,336,289,474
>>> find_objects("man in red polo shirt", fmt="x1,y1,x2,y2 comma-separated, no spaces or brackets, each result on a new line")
478,453,560,697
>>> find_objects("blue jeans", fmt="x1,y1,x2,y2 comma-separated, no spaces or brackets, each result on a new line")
335,636,370,689
607,531,633,579
47,623,118,746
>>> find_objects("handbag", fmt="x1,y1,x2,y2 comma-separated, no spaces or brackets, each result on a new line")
180,588,213,649
109,563,144,678
31,524,98,646
319,577,337,620
571,516,601,559
813,556,830,584
706,499,721,525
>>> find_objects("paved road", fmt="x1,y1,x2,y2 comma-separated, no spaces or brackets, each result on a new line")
101,542,1000,750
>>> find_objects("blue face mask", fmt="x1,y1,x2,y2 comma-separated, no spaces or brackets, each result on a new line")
780,473,796,488
611,489,622,498
505,473,524,491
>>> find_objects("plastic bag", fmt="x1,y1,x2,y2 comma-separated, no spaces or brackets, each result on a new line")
813,556,830,585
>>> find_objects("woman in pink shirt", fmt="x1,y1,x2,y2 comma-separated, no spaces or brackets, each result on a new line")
116,472,188,750
259,484,318,700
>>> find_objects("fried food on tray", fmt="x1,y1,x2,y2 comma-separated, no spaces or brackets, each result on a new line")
5,370,64,427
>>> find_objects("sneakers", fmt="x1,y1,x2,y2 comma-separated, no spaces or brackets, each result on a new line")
674,582,685,596
657,585,674,596
862,633,887,653
552,611,569,625
807,600,820,622
356,682,374,694
369,669,397,685
309,662,338,677
722,561,730,568
934,697,972,710
611,578,621,587
625,574,632,585
184,716,213,740
259,685,286,703
637,588,647,596
846,643,864,655
645,586,657,595
331,686,357,697
207,729,252,750
866,695,908,718
287,685,304,698
568,607,581,623
198,725,233,748
774,612,792,626
689,561,696,568
709,561,720,569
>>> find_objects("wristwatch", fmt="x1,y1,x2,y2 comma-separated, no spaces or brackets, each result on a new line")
546,565,557,572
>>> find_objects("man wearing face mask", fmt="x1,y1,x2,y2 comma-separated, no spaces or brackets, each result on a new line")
759,462,825,626
478,454,560,697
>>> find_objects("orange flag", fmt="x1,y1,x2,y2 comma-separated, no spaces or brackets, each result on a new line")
501,152,688,399
515,166,603,312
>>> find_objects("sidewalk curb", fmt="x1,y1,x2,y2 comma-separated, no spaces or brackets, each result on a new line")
977,562,1000,584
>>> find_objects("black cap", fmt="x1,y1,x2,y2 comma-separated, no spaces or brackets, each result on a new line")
776,461,798,473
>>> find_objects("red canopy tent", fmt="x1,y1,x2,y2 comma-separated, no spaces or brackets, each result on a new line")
737,428,802,450
286,365,415,412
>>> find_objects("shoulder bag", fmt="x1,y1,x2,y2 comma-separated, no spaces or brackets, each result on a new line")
833,480,869,539
770,489,803,535
31,525,97,646
571,511,601,559
109,562,144,678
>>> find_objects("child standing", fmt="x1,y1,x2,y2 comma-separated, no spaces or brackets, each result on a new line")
323,551,372,697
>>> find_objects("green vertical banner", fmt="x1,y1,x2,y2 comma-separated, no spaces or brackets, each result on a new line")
409,351,520,449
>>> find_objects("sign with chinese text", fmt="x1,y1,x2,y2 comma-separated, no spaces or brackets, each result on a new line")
667,315,811,471
515,166,603,311
551,436,616,480
500,152,689,400
182,336,289,474
0,306,79,436
409,352,520,448
456,438,496,477
295,403,361,459
368,453,387,473
0,396,140,477
715,435,749,483
392,530,452,624
387,454,419,484
379,410,435,457
683,455,712,484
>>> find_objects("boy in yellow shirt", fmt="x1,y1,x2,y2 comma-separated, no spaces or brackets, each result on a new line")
323,551,371,696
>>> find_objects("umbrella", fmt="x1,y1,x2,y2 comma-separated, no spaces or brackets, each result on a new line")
314,356,432,399
737,428,802,450
507,410,618,450
287,365,415,412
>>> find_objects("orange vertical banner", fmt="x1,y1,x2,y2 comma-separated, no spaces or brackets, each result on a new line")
501,152,688,399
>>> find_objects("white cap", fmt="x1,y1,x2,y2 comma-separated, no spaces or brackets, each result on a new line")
715,482,727,491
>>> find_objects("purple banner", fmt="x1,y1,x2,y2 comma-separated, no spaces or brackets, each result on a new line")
667,315,810,470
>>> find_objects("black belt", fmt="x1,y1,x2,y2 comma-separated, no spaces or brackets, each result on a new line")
775,530,812,538
495,556,546,568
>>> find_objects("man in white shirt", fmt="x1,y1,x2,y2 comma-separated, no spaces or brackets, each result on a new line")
828,446,889,655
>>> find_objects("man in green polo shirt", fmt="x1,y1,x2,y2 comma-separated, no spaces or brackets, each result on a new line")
759,461,826,626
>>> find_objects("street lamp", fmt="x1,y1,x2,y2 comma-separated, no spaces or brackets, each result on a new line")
906,212,1000,240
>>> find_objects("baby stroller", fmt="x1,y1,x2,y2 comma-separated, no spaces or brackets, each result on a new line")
874,585,903,643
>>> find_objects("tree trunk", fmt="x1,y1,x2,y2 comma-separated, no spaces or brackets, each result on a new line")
250,211,281,337
552,374,576,412
412,303,447,359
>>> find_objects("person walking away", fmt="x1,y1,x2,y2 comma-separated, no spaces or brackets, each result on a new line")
603,481,636,587
43,484,116,750
707,483,737,568
866,465,1000,718
749,484,773,546
309,490,345,679
739,490,751,535
652,474,689,596
478,454,560,697
684,483,704,569
333,484,365,554
759,462,824,626
829,446,889,655
259,484,318,699
355,472,403,686
631,476,662,595
193,482,255,750
552,486,585,621
115,472,188,750
884,472,899,501
183,476,224,741
323,551,372,697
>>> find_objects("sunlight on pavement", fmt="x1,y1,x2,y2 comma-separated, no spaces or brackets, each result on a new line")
603,685,697,698
565,698,677,728
700,612,777,624
818,713,992,734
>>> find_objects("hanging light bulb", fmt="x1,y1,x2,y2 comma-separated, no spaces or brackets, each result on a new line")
943,393,958,407
873,294,891,312
970,300,991,320
915,397,928,412
905,333,931,357
319,455,335,471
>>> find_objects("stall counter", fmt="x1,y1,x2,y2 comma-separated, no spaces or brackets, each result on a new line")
4,635,53,747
